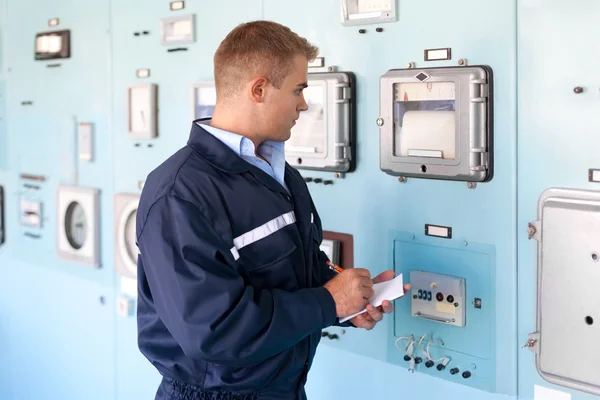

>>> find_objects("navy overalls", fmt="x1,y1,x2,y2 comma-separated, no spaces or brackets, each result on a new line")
136,121,344,400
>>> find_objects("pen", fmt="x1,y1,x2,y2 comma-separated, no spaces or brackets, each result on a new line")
326,260,344,274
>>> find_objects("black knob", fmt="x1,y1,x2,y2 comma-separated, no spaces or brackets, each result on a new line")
450,368,459,375
314,178,323,183
330,334,339,340
447,295,455,303
462,371,471,379
436,292,444,302
323,180,334,185
404,355,411,362
304,177,313,182
574,86,584,94
425,360,434,368
436,364,446,371
414,357,422,364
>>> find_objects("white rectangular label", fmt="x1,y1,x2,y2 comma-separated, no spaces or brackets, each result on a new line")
426,49,450,60
592,170,600,182
170,1,184,10
534,385,571,400
408,149,443,158
427,225,449,238
308,57,324,68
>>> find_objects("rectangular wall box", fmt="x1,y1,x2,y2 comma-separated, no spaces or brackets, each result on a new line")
527,188,600,396
285,72,356,173
379,66,493,183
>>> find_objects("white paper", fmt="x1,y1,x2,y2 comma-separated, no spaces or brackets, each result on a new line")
534,385,571,400
339,273,404,323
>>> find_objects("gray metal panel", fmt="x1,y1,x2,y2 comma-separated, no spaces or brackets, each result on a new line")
410,270,466,327
536,188,600,395
379,65,492,182
285,71,354,173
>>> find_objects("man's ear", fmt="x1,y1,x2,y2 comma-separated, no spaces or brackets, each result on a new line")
249,77,268,103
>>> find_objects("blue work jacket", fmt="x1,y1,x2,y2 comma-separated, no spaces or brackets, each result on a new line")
136,120,343,400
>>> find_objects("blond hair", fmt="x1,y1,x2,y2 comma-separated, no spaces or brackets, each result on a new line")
213,20,319,101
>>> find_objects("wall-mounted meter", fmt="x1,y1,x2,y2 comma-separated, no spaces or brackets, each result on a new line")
410,270,466,327
127,84,158,140
340,0,396,26
35,30,70,60
0,186,4,245
379,66,493,183
190,81,216,121
160,14,195,46
56,185,100,267
114,193,140,278
285,72,355,173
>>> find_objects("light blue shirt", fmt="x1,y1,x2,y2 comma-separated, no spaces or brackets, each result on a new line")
197,122,289,192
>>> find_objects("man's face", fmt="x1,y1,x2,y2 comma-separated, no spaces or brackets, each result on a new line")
260,55,309,142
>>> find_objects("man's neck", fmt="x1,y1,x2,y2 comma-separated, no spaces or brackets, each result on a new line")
210,105,264,151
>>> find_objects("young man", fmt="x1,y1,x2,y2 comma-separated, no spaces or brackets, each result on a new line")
136,20,406,400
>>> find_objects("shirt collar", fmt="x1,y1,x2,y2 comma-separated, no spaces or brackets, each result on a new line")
186,119,251,173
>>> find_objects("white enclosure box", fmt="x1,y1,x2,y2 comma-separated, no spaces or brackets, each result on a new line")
56,185,100,267
285,72,355,173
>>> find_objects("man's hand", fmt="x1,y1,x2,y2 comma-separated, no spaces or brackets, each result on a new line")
350,270,411,330
324,268,374,318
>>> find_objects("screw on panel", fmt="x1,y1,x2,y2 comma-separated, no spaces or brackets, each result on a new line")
376,117,384,126
473,298,482,309
462,240,468,247
458,58,468,66
411,234,415,240
527,223,537,240
406,62,415,68
467,182,477,189
574,86,584,94
327,66,334,72
398,177,407,183
99,296,105,305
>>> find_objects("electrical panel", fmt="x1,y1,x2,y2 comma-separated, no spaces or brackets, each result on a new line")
127,84,158,140
525,188,600,396
190,81,216,121
285,72,355,173
0,186,4,245
379,66,493,183
114,193,140,278
56,185,100,267
410,271,466,328
340,0,397,26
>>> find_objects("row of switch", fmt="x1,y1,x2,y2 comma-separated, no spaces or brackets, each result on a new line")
414,289,455,304
403,355,472,378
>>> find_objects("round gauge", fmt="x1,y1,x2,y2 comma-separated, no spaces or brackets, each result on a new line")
124,210,137,265
65,201,87,250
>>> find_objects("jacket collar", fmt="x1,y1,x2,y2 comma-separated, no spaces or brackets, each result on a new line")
187,118,252,173
187,119,292,198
